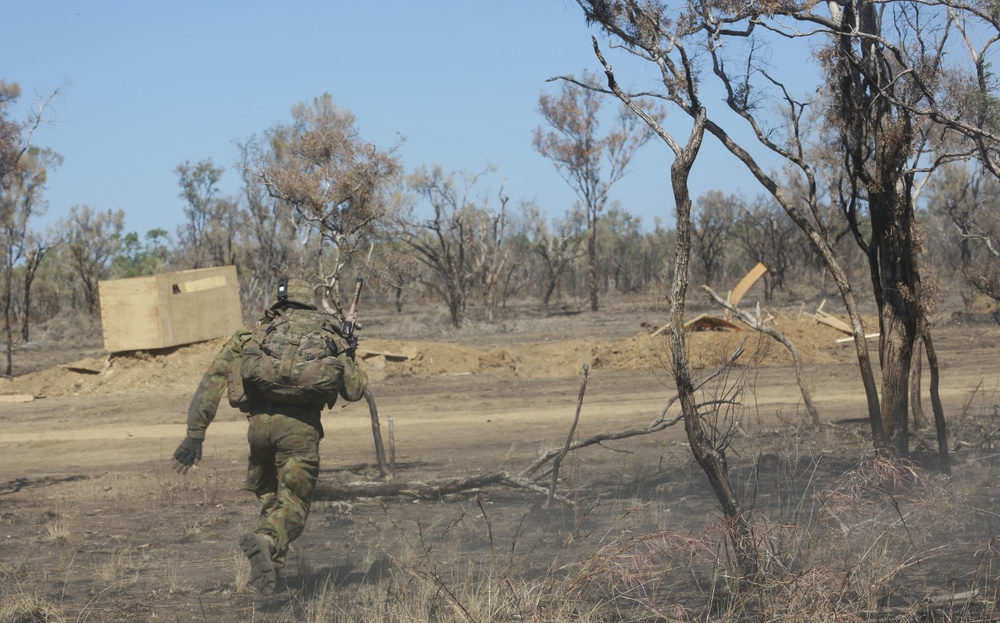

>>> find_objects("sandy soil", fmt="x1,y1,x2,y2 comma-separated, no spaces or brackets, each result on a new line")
2,300,999,621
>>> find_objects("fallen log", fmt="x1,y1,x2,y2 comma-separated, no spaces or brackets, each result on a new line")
321,472,566,503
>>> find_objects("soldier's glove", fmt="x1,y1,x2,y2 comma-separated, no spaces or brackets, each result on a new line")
171,437,203,474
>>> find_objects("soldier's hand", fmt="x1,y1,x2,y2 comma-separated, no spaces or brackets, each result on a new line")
171,437,203,474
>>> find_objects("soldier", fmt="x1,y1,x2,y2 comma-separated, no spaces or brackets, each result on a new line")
171,277,368,595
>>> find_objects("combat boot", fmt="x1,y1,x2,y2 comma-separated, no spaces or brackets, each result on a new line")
240,532,277,595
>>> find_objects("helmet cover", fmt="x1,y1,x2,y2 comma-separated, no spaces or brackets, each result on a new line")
271,277,317,310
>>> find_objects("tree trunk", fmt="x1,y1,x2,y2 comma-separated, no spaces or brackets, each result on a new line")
910,339,928,430
919,315,950,474
3,253,12,378
666,110,757,580
587,214,599,312
869,183,920,456
542,277,557,310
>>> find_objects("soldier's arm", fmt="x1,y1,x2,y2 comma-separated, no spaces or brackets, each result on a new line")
337,352,369,403
185,328,251,439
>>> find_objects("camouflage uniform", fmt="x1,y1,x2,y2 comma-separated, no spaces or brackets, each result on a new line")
181,284,367,574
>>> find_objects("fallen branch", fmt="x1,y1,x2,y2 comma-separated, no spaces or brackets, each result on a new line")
703,285,820,426
549,363,588,506
321,472,568,504
328,337,748,505
521,340,746,480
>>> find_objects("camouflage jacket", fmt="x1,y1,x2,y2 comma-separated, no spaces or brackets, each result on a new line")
185,319,369,440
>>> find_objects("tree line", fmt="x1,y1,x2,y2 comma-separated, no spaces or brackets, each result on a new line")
2,87,991,353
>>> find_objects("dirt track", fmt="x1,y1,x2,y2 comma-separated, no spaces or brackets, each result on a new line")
4,312,995,476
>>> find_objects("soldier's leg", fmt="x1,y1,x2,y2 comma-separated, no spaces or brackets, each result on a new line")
243,414,280,594
246,414,279,504
262,414,320,569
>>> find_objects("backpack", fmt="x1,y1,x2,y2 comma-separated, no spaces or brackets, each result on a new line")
238,307,346,406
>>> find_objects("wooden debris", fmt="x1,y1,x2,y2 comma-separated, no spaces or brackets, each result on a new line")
60,356,110,374
683,313,742,332
653,264,767,335
357,347,416,361
814,309,852,335
728,262,768,307
0,394,35,404
835,333,880,344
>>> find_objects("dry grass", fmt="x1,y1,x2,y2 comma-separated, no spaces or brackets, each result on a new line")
264,433,1000,622
41,512,70,548
0,592,66,623
6,445,1000,622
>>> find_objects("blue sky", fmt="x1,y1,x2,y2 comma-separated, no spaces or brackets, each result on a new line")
4,2,774,238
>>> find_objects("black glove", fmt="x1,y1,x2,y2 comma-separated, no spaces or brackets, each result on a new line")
171,437,203,474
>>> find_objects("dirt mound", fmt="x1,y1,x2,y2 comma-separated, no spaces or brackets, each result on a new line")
0,312,857,398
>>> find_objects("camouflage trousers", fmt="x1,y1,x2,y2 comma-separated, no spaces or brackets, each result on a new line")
245,413,321,570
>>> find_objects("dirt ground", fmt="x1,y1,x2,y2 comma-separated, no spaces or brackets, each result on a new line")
2,297,1000,622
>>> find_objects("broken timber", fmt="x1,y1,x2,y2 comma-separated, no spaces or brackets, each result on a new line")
357,347,414,361
0,394,35,404
683,313,742,332
812,301,879,343
728,262,767,307
652,263,769,336
836,334,880,344
814,309,853,335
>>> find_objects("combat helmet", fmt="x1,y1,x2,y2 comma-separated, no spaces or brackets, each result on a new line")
270,277,317,310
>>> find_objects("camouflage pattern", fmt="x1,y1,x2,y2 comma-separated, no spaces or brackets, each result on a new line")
241,307,346,406
186,318,369,438
270,277,317,310
183,304,369,571
245,412,320,570
337,350,367,402
186,327,253,439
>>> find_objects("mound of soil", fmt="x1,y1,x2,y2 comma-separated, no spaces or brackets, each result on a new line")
1,312,856,399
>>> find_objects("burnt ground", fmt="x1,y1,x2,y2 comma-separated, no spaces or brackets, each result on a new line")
2,297,1000,621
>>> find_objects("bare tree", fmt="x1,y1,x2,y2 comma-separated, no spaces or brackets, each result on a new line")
568,0,955,467
533,206,586,309
474,186,514,323
62,205,124,316
547,26,761,579
175,158,239,269
391,166,495,328
692,191,738,286
0,146,59,375
534,72,660,311
254,94,399,317
565,0,964,582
